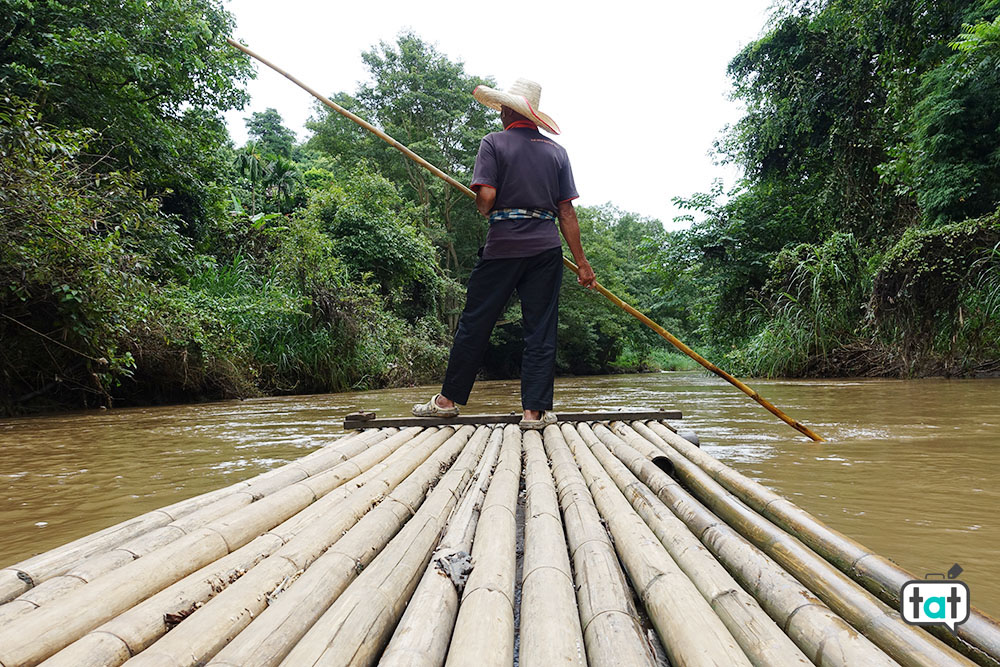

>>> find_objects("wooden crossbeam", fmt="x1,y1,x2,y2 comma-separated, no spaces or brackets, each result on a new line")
344,410,682,430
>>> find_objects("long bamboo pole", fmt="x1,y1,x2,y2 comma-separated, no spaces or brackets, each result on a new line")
632,421,976,667
0,428,398,624
563,423,753,666
42,426,427,667
0,428,409,667
123,426,470,667
606,421,898,666
519,430,587,667
378,427,504,667
540,425,656,667
641,420,1000,667
224,38,825,443
271,426,491,667
206,426,483,667
444,424,522,667
0,428,384,605
588,423,811,666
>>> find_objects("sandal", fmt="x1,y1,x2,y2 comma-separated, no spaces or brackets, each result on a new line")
412,393,460,418
519,411,558,430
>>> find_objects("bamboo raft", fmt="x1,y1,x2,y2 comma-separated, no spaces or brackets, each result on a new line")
1,417,999,667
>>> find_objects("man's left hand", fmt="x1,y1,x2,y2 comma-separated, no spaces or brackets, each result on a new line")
577,260,597,289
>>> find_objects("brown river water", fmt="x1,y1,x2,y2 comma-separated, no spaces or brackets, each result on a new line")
1,372,998,616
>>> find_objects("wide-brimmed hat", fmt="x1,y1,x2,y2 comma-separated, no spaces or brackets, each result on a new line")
473,79,561,135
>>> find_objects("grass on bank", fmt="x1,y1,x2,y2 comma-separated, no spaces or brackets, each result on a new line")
610,345,702,373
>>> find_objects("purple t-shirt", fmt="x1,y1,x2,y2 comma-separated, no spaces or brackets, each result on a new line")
471,123,579,259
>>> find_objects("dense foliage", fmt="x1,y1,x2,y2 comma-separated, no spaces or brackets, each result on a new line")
659,0,1000,377
3,1,998,414
306,33,495,280
1,0,253,231
0,9,679,414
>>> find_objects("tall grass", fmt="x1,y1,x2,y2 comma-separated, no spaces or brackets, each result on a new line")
949,240,1000,368
733,233,867,377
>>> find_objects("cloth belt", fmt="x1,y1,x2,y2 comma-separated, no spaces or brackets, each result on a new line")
488,207,557,223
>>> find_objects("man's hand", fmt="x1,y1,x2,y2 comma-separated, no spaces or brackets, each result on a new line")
576,259,597,289
474,185,496,217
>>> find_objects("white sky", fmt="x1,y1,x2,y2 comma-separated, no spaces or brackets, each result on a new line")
223,0,774,229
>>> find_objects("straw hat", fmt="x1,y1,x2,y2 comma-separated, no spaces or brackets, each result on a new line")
473,79,561,135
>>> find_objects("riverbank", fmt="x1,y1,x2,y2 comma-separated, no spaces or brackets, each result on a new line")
6,344,999,419
784,343,1000,379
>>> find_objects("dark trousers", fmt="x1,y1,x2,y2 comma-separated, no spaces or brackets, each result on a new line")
441,247,563,411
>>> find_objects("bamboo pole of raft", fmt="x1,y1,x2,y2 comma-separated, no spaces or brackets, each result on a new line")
116,426,473,667
560,423,753,666
0,428,401,624
0,427,386,605
43,426,432,667
644,420,1000,667
518,430,587,666
205,426,486,667
23,427,422,667
605,421,899,666
378,427,504,667
0,485,230,604
224,37,825,443
541,426,657,667
584,423,811,666
628,421,977,667
0,426,421,667
268,426,493,667
443,425,523,667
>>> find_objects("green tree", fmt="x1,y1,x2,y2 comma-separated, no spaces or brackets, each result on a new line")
899,16,1000,224
722,7,897,241
668,0,1000,374
233,141,266,215
0,95,181,409
305,93,378,169
307,32,497,277
0,0,253,232
246,107,297,158
303,166,441,310
264,157,305,213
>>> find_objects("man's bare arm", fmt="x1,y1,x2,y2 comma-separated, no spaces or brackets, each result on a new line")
475,185,497,217
557,200,597,288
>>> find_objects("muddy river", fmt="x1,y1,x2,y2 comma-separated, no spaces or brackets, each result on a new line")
1,372,997,615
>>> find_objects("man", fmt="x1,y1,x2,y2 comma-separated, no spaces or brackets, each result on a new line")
412,78,596,429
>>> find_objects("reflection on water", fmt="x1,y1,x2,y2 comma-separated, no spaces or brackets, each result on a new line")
1,373,998,616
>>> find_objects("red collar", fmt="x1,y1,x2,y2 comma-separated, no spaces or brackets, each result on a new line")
504,120,537,130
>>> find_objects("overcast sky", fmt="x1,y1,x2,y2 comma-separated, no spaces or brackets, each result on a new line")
223,1,775,229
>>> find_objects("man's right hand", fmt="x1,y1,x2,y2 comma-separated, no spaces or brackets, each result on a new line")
576,260,597,289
